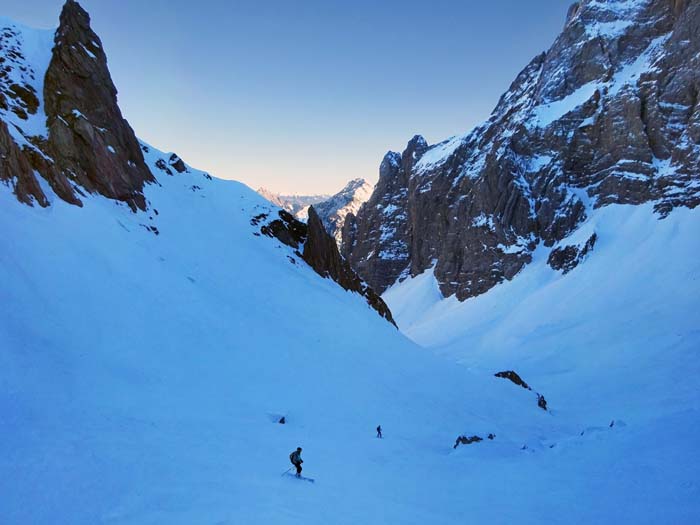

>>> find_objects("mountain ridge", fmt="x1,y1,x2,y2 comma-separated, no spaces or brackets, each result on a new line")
342,0,700,300
311,178,372,246
0,0,393,324
256,187,330,217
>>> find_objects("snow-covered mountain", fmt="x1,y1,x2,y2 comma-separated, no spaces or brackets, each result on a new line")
2,2,699,524
256,187,330,217
310,178,372,246
342,0,700,300
258,179,372,246
0,0,393,325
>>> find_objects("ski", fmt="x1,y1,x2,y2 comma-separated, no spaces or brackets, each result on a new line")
284,473,315,483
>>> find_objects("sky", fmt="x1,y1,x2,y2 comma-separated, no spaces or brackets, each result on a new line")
1,0,572,194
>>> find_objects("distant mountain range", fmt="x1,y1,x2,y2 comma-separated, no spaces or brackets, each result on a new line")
258,178,372,246
255,188,330,217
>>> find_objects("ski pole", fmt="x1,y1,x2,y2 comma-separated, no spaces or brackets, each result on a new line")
281,468,292,476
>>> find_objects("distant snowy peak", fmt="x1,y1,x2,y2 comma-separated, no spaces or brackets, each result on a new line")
256,180,373,246
566,0,651,36
256,187,290,209
343,0,700,300
312,178,373,246
256,188,330,218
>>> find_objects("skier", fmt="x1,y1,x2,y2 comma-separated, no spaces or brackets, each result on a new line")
289,447,303,477
376,425,382,438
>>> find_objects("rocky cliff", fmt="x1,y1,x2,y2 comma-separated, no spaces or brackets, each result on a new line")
343,0,700,300
0,0,153,210
0,1,395,326
256,206,396,326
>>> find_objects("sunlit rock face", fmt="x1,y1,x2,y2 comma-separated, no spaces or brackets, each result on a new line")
343,0,700,300
1,0,154,210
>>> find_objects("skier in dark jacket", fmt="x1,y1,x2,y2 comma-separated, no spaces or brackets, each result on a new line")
376,425,382,438
289,447,303,477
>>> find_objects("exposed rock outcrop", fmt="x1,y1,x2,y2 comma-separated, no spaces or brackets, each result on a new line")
0,120,47,206
495,370,548,411
260,209,307,249
257,207,396,326
42,0,154,210
547,233,597,274
0,0,154,210
494,370,531,390
342,138,424,291
453,435,484,448
1,2,396,328
343,0,700,300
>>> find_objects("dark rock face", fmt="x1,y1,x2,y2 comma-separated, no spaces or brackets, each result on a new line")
343,0,700,300
42,0,154,210
0,120,47,206
495,370,548,411
0,25,40,121
341,138,424,291
548,233,597,274
258,207,396,326
494,371,531,390
0,0,154,210
453,435,484,448
260,210,307,249
0,20,65,205
304,207,396,326
142,143,206,182
168,154,187,174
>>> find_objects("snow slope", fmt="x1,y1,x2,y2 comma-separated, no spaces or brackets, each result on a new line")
1,150,452,523
2,9,699,525
3,141,699,524
384,203,700,522
0,140,562,524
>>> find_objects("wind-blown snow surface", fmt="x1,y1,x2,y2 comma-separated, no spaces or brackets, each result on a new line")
3,150,699,524
385,204,700,522
1,160,462,524
0,146,594,524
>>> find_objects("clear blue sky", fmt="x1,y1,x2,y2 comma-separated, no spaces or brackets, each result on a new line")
3,0,572,194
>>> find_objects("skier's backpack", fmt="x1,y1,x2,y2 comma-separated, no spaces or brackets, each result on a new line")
289,452,295,464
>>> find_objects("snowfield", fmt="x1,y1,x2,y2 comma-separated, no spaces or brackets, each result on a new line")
2,155,480,524
2,142,699,524
1,8,699,525
384,202,700,523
